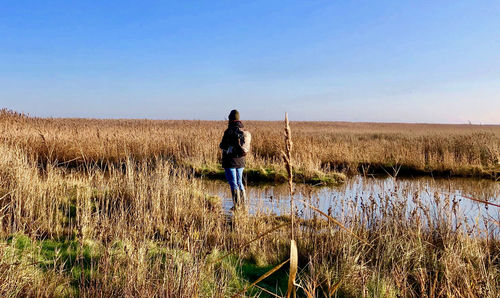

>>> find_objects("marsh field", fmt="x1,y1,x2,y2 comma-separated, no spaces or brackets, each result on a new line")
1,109,500,297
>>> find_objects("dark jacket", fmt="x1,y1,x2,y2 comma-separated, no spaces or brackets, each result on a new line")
219,121,246,168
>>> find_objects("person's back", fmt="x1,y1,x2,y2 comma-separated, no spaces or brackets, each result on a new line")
219,110,247,210
220,120,246,168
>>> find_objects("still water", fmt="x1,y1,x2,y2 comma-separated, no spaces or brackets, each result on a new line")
203,176,500,234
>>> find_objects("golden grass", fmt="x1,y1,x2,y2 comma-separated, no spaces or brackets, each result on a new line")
2,108,499,179
0,109,499,296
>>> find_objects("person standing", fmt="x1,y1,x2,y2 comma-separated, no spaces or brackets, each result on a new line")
219,109,247,210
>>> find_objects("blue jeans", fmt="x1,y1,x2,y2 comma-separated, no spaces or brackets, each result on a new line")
224,168,245,192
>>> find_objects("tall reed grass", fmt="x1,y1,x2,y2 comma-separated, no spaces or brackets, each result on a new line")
2,108,499,179
1,109,499,296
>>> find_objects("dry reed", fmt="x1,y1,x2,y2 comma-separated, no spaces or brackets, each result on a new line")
0,109,499,297
2,109,499,180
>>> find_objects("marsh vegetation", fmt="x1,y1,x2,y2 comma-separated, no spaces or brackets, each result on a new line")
2,108,499,181
1,109,499,297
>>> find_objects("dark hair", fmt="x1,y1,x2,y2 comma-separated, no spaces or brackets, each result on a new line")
228,110,240,121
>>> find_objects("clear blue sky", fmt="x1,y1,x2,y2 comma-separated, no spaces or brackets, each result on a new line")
1,1,499,123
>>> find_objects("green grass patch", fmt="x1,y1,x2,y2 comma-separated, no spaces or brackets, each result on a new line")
202,249,292,297
240,261,290,297
190,163,345,186
5,234,102,295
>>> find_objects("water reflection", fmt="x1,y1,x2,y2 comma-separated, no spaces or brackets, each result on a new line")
203,176,500,234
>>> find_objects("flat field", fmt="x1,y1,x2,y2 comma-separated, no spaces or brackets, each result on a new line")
1,109,499,296
2,110,499,180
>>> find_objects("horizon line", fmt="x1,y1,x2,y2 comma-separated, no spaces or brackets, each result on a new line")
3,108,499,126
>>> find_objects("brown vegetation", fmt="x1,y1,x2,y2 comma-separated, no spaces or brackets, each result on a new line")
1,109,499,180
0,109,499,296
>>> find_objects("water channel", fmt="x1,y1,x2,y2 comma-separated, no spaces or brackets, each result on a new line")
203,176,500,235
